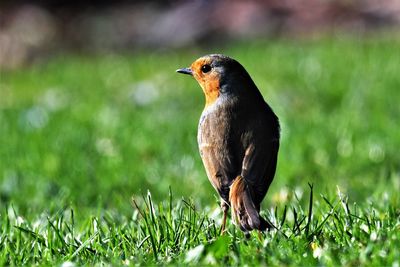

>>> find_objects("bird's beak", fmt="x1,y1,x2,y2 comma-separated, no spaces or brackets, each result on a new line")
176,68,193,76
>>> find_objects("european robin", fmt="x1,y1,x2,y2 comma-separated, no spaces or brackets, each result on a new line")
176,54,280,234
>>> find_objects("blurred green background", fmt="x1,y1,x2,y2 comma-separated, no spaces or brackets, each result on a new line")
1,1,400,220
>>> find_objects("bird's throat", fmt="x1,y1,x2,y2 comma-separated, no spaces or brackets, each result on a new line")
202,79,220,108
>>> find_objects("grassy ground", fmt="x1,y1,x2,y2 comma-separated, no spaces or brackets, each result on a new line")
0,37,399,265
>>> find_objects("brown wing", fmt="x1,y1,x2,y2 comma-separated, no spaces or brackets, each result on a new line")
228,132,279,231
240,139,279,206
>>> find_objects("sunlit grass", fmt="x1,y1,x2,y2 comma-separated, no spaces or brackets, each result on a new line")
2,187,399,265
0,37,399,265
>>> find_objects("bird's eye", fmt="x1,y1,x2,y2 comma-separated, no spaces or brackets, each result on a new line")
201,64,212,73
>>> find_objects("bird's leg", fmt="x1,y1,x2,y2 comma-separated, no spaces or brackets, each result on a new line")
258,231,263,241
220,211,227,234
220,201,229,235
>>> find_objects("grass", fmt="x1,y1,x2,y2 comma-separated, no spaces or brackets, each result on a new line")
2,186,399,265
1,36,399,265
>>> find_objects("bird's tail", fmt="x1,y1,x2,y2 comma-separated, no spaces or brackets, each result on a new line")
229,176,270,232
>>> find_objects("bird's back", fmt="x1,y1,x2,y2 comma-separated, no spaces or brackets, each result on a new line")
198,94,279,206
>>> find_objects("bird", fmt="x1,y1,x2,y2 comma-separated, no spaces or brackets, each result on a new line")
176,54,280,234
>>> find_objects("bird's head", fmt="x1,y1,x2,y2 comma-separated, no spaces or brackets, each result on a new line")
177,54,257,108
